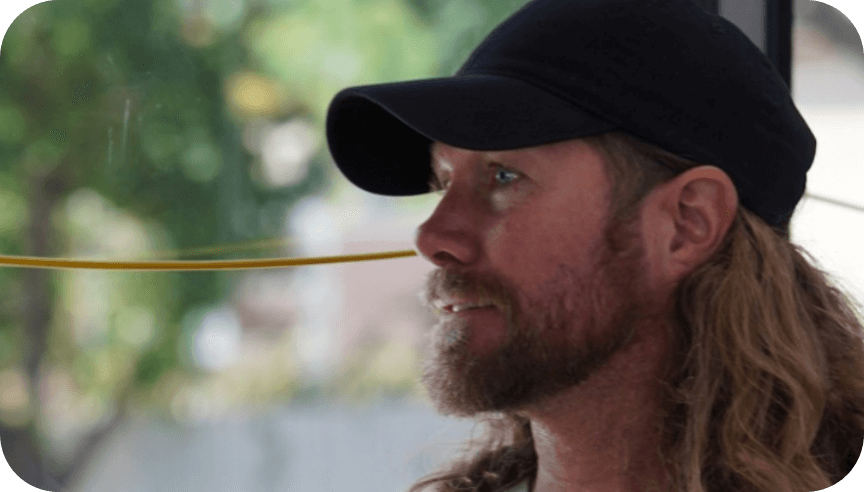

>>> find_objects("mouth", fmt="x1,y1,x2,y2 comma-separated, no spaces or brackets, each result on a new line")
440,302,498,314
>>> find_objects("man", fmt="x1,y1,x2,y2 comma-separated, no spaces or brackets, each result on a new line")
325,0,864,491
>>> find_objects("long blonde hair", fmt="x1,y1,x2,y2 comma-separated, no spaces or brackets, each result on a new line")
407,131,864,492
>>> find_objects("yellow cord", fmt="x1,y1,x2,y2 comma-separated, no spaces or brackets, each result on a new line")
0,250,419,271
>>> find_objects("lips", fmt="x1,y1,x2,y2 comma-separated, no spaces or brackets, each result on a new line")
431,292,503,315
444,305,498,314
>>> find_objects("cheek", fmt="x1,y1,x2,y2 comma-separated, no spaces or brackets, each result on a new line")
487,223,505,249
490,191,518,212
485,219,569,280
485,218,537,262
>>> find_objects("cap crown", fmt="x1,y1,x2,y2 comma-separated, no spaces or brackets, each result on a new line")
457,0,814,229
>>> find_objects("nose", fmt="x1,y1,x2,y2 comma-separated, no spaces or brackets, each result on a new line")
414,189,481,268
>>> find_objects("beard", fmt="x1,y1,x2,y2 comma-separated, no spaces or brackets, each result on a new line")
417,212,662,418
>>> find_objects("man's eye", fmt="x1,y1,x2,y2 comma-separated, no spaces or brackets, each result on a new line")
430,166,519,195
495,166,519,186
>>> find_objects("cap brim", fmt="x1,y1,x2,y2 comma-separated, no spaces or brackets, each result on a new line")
326,73,617,196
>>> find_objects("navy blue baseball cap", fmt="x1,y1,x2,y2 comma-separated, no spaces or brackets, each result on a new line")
326,0,816,233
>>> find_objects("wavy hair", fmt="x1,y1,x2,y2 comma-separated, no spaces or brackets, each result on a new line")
407,131,864,492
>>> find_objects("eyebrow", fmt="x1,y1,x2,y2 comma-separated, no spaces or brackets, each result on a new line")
428,174,444,192
428,145,446,192
427,164,446,192
429,144,445,170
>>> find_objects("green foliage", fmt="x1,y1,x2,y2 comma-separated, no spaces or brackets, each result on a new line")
134,342,178,389
0,0,539,429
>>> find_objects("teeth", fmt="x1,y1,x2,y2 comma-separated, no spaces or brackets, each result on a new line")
452,303,492,313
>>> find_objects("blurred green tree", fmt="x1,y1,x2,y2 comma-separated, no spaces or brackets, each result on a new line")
0,0,530,489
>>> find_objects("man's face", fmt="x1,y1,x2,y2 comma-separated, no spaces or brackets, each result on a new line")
415,139,664,417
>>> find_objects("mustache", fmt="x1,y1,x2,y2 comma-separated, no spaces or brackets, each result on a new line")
418,269,515,312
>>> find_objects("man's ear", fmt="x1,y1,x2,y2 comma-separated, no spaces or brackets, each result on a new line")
641,165,739,284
